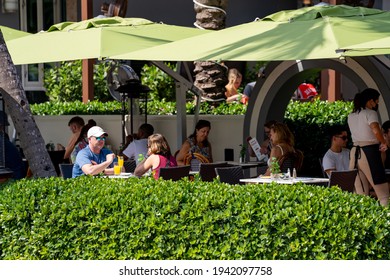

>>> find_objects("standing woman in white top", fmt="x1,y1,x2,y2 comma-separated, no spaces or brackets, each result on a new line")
348,88,389,206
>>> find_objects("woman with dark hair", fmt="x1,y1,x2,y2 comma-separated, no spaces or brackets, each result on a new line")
176,119,213,165
348,88,389,206
134,133,177,179
70,119,97,163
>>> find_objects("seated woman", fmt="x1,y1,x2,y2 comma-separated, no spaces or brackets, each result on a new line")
134,133,177,179
70,119,96,163
176,119,213,166
225,68,243,103
263,122,298,176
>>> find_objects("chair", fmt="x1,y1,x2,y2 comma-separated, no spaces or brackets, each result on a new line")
59,163,74,179
215,166,244,185
328,169,358,193
124,159,136,173
319,158,328,178
159,165,191,181
199,162,233,182
279,149,304,174
184,152,210,172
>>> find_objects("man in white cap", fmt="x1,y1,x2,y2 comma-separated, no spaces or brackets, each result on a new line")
72,126,118,178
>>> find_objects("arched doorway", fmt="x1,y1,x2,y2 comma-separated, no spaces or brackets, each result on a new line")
244,56,390,144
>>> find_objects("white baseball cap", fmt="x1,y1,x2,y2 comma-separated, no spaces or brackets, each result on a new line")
87,126,108,138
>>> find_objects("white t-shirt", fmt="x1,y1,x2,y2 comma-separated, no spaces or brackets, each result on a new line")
322,148,350,177
122,138,148,164
347,109,379,143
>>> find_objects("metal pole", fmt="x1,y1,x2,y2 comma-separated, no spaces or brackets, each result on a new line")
121,93,126,145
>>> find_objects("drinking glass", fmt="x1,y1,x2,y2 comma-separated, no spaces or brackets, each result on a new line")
118,156,124,168
114,163,121,175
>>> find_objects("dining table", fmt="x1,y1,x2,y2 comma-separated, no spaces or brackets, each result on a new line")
107,172,135,179
228,160,268,177
240,176,329,185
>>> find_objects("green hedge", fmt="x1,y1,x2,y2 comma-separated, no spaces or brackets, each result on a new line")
1,177,389,260
30,99,248,116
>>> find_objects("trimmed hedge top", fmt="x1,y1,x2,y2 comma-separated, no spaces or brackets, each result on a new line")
1,177,389,260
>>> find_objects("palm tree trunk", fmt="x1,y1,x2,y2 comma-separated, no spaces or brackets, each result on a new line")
193,0,228,103
0,30,56,178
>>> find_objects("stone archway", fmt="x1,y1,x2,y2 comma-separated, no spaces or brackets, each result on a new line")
243,56,390,144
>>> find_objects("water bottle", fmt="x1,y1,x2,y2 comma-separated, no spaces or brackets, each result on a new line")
292,168,297,179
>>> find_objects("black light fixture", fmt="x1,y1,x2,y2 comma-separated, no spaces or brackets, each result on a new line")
106,63,150,145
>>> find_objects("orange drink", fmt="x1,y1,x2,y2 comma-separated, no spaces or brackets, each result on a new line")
114,163,121,175
118,156,124,168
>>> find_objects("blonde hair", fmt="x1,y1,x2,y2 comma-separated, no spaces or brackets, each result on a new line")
227,68,242,81
148,133,172,157
271,123,295,147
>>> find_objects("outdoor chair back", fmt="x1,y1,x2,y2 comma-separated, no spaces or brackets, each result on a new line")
59,163,74,179
199,162,233,182
124,159,136,173
328,169,358,193
319,157,328,178
279,149,304,174
159,165,191,181
215,166,244,185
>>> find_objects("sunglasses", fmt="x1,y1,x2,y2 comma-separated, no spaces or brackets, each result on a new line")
95,136,106,141
335,135,348,141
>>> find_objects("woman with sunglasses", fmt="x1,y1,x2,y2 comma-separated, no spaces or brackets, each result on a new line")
322,125,350,177
134,133,177,179
348,88,389,206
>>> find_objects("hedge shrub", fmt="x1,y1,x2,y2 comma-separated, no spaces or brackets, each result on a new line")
1,177,389,260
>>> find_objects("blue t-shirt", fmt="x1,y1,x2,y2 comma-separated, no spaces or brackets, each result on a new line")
72,145,116,178
243,81,256,98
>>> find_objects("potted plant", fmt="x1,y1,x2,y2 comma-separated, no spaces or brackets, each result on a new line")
269,157,281,179
239,144,247,163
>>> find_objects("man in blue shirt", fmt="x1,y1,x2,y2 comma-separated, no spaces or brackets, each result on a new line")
72,126,117,178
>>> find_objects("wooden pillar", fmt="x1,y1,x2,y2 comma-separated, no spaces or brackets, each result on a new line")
81,0,94,103
320,69,341,102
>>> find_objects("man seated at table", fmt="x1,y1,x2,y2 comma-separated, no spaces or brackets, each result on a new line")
322,125,350,177
122,123,154,164
72,126,118,178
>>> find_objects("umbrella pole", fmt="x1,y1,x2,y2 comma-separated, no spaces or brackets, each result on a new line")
121,93,126,145
145,94,147,124
130,97,134,135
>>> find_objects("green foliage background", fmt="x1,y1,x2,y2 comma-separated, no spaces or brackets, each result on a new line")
44,60,112,102
1,176,389,260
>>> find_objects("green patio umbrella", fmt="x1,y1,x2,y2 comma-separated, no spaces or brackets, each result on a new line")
6,17,209,65
0,25,30,41
339,36,390,56
110,5,390,61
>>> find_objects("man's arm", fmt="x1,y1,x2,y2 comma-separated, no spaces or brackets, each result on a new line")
81,153,115,176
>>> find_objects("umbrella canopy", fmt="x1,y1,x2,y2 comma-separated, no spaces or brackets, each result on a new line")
111,4,390,61
0,25,30,41
6,17,209,65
